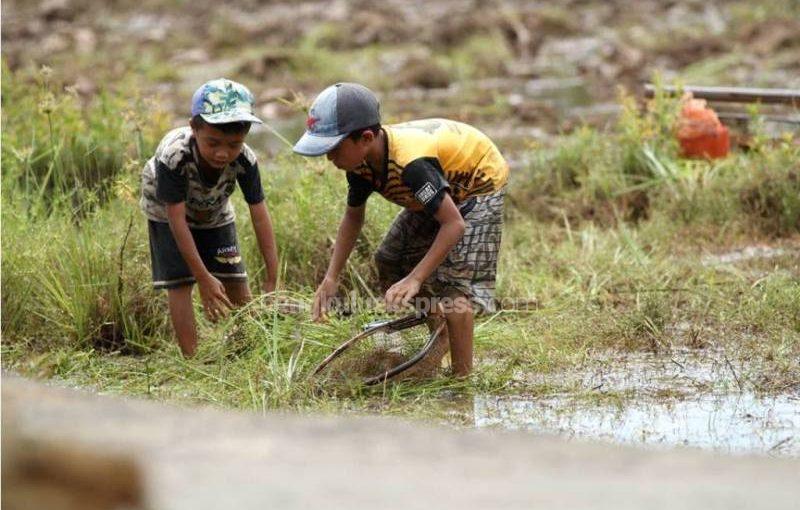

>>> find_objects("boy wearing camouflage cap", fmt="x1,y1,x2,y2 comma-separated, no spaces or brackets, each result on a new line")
293,83,508,377
140,78,278,356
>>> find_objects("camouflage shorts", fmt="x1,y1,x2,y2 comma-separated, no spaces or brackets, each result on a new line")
374,189,505,313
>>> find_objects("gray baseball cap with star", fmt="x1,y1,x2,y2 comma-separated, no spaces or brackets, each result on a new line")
293,83,381,156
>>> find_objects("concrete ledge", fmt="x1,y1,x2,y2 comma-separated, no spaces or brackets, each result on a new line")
2,375,798,509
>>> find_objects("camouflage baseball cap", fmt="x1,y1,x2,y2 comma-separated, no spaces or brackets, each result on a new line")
191,78,263,124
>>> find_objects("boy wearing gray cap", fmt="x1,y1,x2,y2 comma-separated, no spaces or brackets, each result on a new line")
140,78,279,356
294,82,508,377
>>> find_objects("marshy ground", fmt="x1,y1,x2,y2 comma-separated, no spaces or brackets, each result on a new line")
2,0,799,457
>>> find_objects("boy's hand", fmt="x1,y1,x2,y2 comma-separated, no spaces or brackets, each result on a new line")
197,274,233,322
312,276,338,322
385,275,422,311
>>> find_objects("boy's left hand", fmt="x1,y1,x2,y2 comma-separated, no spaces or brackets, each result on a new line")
385,275,422,311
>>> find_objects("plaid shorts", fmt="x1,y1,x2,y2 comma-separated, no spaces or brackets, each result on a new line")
374,189,505,313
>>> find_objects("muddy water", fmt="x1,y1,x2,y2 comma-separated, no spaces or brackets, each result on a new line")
474,391,799,457
466,244,800,457
469,349,800,457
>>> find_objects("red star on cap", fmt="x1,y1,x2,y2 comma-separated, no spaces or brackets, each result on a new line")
306,116,318,129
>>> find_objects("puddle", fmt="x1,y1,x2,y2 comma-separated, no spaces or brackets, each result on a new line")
474,392,799,457
469,349,800,457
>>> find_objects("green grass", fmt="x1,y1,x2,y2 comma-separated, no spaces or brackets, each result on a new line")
2,66,799,420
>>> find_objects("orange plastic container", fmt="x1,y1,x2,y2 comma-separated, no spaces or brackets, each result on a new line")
676,94,730,159
678,124,730,159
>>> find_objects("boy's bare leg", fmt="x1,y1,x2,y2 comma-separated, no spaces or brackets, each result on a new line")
444,294,474,377
167,285,197,357
223,280,252,307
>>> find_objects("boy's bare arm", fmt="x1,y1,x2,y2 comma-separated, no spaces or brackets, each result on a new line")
385,193,465,309
313,205,366,321
165,202,233,321
248,201,279,293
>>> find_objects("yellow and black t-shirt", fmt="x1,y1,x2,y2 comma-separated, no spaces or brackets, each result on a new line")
346,119,508,214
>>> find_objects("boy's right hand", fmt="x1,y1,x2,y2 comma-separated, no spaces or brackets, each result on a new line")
197,274,233,322
312,276,338,322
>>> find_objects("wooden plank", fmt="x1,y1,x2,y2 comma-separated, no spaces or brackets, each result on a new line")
716,112,800,125
644,84,800,105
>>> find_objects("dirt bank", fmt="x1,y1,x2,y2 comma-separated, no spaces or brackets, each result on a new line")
3,375,799,509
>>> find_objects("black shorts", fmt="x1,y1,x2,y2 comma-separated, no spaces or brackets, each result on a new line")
148,220,247,289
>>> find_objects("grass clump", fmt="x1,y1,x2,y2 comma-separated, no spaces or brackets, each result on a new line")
1,65,170,352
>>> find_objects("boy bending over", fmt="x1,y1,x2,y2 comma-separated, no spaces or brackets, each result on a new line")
140,78,278,356
293,83,508,376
